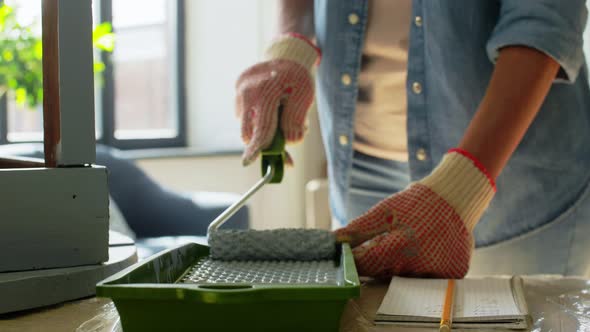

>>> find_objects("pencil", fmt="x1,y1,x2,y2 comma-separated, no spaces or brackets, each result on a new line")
439,279,455,332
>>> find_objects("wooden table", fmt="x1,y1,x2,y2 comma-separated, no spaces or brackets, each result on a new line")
1,275,588,331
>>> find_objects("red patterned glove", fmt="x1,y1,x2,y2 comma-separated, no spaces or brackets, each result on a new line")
236,33,320,166
335,149,496,279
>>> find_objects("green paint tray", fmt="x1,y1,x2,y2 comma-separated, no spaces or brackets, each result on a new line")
97,242,360,331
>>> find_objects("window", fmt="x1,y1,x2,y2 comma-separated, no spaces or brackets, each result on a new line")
0,0,44,144
99,0,186,149
0,0,186,149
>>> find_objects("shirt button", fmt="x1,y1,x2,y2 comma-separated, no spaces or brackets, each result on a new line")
341,73,352,86
339,135,349,146
416,148,428,161
348,13,360,25
412,82,423,94
414,16,423,27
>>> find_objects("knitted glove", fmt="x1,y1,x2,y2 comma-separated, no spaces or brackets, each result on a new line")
236,33,320,166
335,149,496,279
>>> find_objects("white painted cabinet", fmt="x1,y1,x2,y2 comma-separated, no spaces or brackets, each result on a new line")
0,0,109,272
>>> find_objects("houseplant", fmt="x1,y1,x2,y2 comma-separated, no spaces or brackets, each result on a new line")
0,3,114,108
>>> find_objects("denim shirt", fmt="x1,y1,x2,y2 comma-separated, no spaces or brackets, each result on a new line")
314,0,590,247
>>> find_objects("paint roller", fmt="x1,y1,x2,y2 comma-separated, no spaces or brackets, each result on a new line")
207,107,336,261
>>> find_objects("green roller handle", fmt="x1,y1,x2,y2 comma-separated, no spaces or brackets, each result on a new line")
261,106,286,184
207,107,286,233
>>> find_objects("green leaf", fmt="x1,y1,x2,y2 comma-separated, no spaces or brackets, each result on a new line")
93,22,115,52
95,33,115,52
15,87,26,105
0,5,14,29
2,50,13,61
94,61,105,73
93,22,112,40
7,78,17,89
34,41,42,59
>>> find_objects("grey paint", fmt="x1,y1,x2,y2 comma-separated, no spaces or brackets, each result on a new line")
57,0,96,165
0,166,109,272
209,229,337,261
0,236,137,314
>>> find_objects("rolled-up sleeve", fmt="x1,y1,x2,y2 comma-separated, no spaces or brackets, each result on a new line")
486,0,588,83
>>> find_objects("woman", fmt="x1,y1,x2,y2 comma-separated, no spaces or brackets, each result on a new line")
235,0,590,278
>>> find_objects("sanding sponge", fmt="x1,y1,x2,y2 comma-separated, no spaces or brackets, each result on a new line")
209,229,336,261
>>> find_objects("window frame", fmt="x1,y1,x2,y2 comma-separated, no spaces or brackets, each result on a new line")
97,0,187,150
0,0,187,150
0,95,7,145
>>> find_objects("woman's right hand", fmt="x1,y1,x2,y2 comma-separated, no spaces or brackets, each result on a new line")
235,34,320,166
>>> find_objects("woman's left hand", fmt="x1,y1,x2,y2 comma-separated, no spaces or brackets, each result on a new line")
335,149,496,279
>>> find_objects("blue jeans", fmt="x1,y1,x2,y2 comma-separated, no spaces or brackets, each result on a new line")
344,150,590,276
346,151,410,221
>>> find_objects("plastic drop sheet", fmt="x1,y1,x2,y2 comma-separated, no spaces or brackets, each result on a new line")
527,277,590,332
76,302,122,332
78,276,590,332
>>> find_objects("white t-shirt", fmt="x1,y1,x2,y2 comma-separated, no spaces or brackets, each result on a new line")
353,0,411,161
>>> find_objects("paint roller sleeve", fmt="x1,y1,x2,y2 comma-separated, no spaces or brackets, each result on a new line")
209,229,336,261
